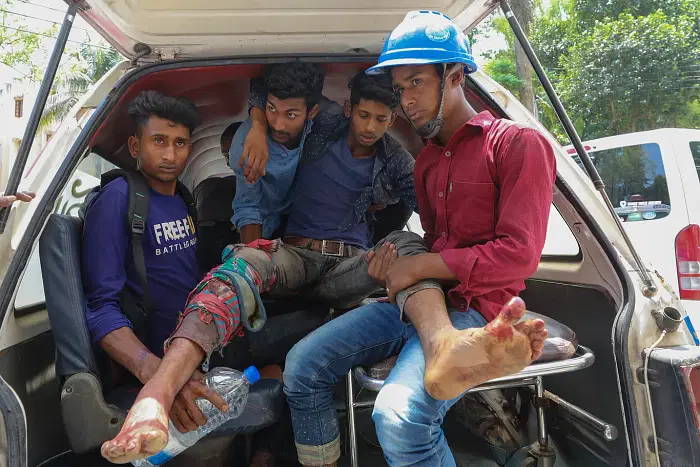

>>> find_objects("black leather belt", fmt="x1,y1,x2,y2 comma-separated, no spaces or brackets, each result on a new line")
283,236,364,258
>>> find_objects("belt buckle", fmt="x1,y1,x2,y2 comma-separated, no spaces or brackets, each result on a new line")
321,240,345,257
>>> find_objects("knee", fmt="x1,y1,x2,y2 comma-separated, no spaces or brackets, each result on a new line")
234,247,268,272
283,336,328,396
283,339,310,391
372,384,433,452
383,230,427,256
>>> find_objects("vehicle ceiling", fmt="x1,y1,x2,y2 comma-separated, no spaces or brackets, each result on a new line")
88,61,495,184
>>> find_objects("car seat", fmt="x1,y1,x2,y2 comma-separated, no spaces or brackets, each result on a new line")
39,213,285,455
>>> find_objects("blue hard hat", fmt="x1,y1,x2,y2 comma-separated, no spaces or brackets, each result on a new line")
366,10,478,75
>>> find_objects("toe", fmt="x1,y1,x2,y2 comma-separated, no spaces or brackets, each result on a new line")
107,441,125,459
143,430,168,454
514,318,545,336
531,329,548,341
500,297,526,323
531,339,545,352
486,298,527,336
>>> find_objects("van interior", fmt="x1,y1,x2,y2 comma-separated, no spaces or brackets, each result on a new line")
3,60,629,467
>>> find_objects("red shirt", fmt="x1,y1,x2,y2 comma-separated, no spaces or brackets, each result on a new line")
415,111,557,322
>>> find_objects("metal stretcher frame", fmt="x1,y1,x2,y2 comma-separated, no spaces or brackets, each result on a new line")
346,346,598,467
352,345,595,392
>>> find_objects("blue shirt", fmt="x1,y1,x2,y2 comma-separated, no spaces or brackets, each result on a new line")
82,178,199,357
286,135,375,248
248,78,417,232
229,118,312,238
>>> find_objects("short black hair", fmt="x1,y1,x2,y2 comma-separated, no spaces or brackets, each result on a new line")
128,90,201,136
264,63,325,110
349,72,399,110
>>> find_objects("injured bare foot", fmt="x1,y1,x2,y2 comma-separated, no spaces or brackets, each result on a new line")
424,297,548,401
101,397,169,464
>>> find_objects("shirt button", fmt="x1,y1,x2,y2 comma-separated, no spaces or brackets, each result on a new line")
445,151,451,157
439,191,444,197
441,232,446,237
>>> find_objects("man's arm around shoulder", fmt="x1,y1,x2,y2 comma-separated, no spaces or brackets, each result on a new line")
229,119,265,243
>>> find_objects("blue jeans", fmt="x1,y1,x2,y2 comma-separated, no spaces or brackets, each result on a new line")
283,301,488,466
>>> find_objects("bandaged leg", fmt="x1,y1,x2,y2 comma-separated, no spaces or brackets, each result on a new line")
101,253,269,464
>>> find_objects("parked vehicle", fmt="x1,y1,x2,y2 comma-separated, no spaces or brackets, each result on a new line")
565,129,700,330
0,2,698,467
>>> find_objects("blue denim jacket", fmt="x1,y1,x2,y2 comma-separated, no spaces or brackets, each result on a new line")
229,117,313,237
248,78,417,232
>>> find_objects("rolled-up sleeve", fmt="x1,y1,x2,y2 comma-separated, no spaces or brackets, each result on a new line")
82,187,133,343
440,127,556,296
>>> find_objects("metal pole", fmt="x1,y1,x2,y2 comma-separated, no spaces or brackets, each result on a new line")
535,376,548,449
500,0,657,296
347,370,359,466
0,1,78,234
543,390,618,441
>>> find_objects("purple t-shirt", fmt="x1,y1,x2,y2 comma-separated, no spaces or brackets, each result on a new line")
82,178,199,357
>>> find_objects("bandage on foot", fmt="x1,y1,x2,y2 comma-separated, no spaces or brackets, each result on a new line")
424,297,548,401
100,397,169,464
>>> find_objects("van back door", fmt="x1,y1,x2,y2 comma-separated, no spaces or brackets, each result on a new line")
79,0,500,60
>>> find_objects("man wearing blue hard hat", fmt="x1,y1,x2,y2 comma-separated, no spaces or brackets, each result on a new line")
283,10,557,466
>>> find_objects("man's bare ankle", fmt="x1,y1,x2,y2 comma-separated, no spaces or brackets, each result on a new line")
424,326,458,361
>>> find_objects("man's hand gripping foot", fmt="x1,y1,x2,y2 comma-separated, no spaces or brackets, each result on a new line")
100,397,169,464
424,297,548,401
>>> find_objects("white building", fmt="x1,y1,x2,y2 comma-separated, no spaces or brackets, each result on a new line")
0,65,58,191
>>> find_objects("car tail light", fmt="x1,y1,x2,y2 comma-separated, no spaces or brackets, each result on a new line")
676,225,700,300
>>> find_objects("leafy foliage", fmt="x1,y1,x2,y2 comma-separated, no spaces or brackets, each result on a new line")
39,45,122,130
0,0,45,80
484,0,700,143
483,50,523,95
558,10,700,137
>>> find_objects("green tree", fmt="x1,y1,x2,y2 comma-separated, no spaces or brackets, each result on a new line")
483,49,523,95
0,0,44,80
509,0,537,113
558,11,700,137
39,44,122,130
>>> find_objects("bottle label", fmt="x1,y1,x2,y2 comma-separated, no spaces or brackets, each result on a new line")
145,451,173,465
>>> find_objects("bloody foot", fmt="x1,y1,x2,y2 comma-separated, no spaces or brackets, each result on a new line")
100,396,169,464
424,297,548,401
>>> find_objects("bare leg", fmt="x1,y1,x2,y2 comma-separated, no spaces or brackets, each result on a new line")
404,291,547,401
100,338,207,463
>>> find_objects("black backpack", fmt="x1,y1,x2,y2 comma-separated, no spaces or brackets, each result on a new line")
80,169,198,341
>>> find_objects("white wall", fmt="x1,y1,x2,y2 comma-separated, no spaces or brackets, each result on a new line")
0,66,57,190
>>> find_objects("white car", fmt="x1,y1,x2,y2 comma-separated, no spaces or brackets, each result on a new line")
566,128,700,328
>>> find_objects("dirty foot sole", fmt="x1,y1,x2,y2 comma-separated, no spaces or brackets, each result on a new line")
100,397,169,464
425,297,548,401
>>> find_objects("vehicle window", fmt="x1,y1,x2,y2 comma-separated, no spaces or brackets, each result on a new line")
582,143,670,222
405,205,581,258
52,153,115,217
542,205,580,257
14,152,114,312
691,141,700,184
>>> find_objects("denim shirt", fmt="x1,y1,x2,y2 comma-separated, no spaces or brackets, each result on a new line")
248,78,417,232
229,117,313,238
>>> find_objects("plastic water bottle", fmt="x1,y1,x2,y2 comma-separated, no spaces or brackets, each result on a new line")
132,366,260,466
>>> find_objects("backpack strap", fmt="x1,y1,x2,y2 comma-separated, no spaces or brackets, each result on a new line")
121,170,154,327
176,180,198,233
